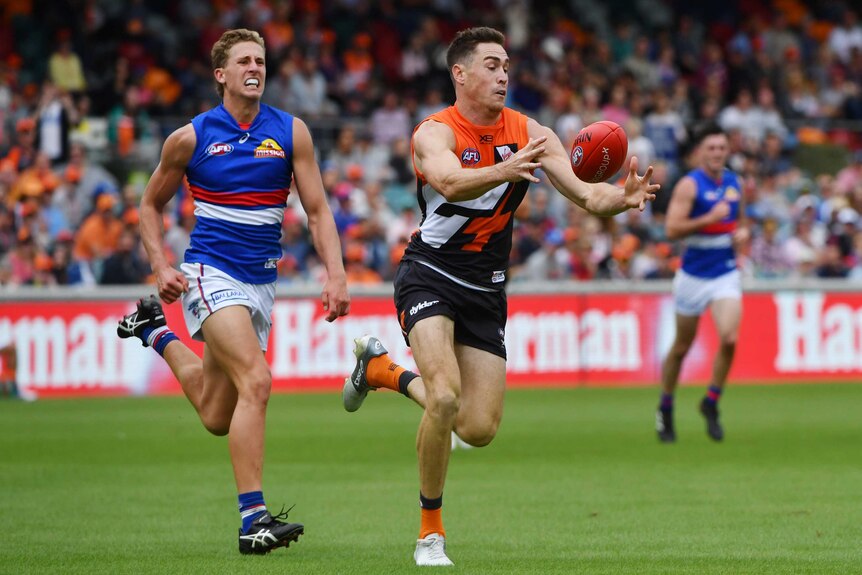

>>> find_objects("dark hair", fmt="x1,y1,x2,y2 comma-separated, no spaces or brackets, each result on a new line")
692,122,726,146
211,29,266,98
445,27,505,73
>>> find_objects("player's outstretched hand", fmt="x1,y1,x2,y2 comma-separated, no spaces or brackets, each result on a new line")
498,136,546,183
322,276,350,322
156,267,189,304
623,156,660,211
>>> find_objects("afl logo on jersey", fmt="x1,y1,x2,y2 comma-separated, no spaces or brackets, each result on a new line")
254,138,286,159
206,143,234,156
461,148,481,166
571,146,584,167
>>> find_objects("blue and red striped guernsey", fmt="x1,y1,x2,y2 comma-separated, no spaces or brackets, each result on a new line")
680,167,743,279
185,103,293,284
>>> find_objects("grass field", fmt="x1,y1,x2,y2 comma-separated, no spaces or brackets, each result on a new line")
2,384,861,574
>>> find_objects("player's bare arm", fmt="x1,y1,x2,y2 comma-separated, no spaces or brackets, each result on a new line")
665,176,730,240
529,120,659,216
140,124,195,303
292,117,350,322
412,120,546,202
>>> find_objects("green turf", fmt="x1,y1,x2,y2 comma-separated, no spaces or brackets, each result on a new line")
1,384,861,574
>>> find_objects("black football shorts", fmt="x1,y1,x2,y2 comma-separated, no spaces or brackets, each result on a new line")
393,259,508,359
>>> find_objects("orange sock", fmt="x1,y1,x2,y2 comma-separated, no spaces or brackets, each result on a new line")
419,507,445,539
367,354,411,392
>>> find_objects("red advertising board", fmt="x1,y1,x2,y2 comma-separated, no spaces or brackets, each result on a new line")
1,291,860,398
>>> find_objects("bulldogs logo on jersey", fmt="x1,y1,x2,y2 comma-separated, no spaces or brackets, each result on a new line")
461,148,481,166
254,139,286,159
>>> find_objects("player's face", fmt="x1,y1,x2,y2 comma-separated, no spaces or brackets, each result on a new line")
464,43,509,112
700,134,729,173
217,41,266,101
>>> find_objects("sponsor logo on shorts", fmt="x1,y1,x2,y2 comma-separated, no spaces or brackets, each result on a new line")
187,301,203,319
498,328,506,349
209,289,249,305
491,270,506,283
410,300,439,316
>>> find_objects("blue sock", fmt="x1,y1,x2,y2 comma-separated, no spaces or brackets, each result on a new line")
705,385,722,406
238,491,267,533
142,325,178,356
659,393,674,410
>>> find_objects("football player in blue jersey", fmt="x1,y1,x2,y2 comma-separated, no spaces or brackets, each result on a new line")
118,29,350,554
657,123,748,443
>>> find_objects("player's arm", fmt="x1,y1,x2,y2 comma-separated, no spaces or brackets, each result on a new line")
291,117,350,322
412,120,546,202
529,119,659,217
140,124,195,303
664,176,729,240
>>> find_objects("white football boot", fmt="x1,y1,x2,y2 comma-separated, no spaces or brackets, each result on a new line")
414,533,454,566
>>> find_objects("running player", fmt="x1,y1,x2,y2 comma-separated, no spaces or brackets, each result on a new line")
656,123,746,443
117,29,350,554
342,27,659,566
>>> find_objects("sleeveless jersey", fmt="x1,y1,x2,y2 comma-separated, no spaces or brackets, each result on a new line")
404,105,530,291
185,104,293,284
680,167,742,278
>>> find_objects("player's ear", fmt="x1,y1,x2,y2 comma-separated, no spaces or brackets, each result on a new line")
451,63,466,87
214,68,226,87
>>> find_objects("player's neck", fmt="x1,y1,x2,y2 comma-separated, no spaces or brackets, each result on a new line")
454,100,501,126
222,95,261,125
703,166,723,182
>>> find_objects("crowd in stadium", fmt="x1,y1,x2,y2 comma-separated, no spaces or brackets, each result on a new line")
2,0,862,287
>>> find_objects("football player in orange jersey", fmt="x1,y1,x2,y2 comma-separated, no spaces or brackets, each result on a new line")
343,26,659,566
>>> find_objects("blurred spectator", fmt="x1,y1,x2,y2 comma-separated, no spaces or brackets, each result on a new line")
750,217,793,278
2,117,38,174
48,36,87,94
344,241,382,285
289,54,333,118
100,228,149,284
73,193,122,267
370,90,411,147
35,82,79,164
828,8,862,64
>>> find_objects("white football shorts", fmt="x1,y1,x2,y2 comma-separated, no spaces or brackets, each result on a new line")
672,268,741,317
180,262,276,350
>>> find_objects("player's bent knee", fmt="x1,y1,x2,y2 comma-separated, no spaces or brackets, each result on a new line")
456,422,498,447
425,391,460,422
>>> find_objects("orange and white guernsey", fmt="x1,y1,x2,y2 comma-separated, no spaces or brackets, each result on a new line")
404,105,530,291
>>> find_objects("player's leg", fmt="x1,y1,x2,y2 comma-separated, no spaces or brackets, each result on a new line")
409,315,459,566
700,296,742,441
657,312,700,442
200,305,303,554
452,344,506,447
118,295,236,435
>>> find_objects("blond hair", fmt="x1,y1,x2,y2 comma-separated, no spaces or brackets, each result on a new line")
210,29,266,98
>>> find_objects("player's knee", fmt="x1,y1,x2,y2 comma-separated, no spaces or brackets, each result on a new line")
456,420,498,447
202,416,231,436
719,334,737,350
239,367,272,405
425,389,460,421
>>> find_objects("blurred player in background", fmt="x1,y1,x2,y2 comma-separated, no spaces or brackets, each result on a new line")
657,123,746,443
117,29,349,555
342,27,659,566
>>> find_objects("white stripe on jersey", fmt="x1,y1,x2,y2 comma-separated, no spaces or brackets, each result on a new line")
419,181,509,248
416,260,497,292
194,201,285,226
684,234,733,249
